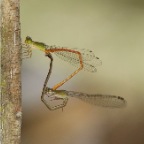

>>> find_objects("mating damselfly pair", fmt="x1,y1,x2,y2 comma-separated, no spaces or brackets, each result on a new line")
23,36,126,110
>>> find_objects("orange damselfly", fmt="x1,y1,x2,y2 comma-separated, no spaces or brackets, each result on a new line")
24,36,102,90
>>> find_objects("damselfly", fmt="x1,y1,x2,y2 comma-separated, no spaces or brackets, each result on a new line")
24,36,102,90
41,53,126,110
42,87,126,110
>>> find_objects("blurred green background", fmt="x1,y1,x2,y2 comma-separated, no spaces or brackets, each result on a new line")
21,0,144,144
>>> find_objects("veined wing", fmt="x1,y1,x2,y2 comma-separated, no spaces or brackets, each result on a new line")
65,91,126,108
47,46,102,72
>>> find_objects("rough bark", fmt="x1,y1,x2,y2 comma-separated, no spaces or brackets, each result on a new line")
1,0,22,143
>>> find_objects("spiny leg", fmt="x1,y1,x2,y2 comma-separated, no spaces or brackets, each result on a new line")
43,98,68,111
22,43,32,59
42,89,68,111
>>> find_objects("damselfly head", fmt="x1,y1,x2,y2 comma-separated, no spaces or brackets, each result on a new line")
25,36,33,44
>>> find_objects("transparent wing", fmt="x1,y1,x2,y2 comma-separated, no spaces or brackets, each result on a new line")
65,91,126,108
48,46,102,72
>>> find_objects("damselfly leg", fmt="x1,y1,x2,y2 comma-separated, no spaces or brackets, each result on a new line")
21,43,32,59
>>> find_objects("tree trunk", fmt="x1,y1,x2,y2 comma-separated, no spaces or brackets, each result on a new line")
1,0,22,143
